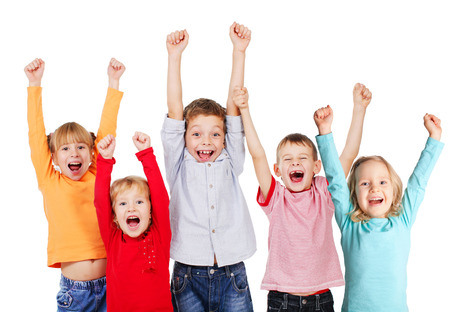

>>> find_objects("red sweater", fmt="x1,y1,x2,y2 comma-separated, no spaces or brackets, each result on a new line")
95,148,172,312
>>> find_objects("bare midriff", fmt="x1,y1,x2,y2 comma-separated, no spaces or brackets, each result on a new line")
61,258,107,281
288,291,317,296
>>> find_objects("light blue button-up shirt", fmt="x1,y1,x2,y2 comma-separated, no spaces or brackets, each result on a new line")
161,115,256,267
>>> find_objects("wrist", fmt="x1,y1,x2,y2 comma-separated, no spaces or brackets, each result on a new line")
318,126,332,135
233,49,246,55
29,81,41,87
108,78,119,90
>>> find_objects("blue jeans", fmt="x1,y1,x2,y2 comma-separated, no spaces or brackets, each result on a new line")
267,290,334,312
56,274,106,312
171,261,253,312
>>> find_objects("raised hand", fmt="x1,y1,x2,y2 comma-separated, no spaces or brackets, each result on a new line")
353,83,372,109
424,113,442,141
132,132,151,152
233,86,249,110
108,58,126,89
166,29,189,56
230,22,251,53
314,105,333,135
97,134,116,159
24,58,45,87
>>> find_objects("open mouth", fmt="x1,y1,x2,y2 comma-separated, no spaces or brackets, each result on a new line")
126,216,141,229
197,150,214,161
369,198,384,205
289,170,304,183
68,162,82,172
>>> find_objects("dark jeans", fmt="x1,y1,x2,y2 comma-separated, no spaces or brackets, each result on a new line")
171,261,253,312
267,290,334,312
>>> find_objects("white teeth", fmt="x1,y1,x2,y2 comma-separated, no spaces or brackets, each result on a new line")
69,162,81,165
199,151,212,154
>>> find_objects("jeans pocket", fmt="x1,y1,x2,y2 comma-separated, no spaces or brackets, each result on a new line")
230,268,249,294
56,287,73,309
171,272,189,294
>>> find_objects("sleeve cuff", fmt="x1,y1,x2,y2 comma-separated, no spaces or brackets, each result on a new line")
226,115,244,133
136,147,154,160
257,176,276,207
163,115,186,132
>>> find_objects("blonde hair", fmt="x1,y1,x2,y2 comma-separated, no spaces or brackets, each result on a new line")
276,133,318,163
47,122,95,153
347,156,403,223
110,176,151,229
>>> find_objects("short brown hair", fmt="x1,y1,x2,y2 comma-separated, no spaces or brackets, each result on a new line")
47,122,96,153
347,156,403,223
276,133,318,163
184,98,227,133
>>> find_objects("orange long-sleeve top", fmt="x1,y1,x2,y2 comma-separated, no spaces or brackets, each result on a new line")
27,86,123,268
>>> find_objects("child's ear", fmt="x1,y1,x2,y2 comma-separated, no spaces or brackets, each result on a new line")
273,163,281,177
51,153,58,166
313,159,322,175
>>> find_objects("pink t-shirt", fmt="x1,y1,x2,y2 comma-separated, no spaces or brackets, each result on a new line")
257,176,344,293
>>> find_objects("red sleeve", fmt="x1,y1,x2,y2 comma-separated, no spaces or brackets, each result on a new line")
94,154,116,248
136,148,171,251
257,176,276,207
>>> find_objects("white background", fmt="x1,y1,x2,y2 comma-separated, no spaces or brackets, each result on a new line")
1,0,449,311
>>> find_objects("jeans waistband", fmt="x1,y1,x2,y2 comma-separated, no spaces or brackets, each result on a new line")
60,274,106,290
268,290,333,309
174,261,245,278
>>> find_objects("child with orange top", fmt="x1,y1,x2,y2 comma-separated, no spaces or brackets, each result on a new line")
25,58,125,311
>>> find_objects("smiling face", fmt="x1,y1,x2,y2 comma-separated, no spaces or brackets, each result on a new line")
274,142,321,192
185,114,225,163
52,142,92,181
113,185,151,238
355,159,394,218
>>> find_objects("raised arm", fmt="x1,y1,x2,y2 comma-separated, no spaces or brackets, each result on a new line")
226,22,251,116
166,29,189,120
134,132,171,245
339,83,372,177
95,59,125,164
234,87,272,198
94,135,117,246
400,113,443,227
25,58,54,186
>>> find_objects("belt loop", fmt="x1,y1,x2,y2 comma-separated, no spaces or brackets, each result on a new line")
283,293,288,309
315,294,320,311
225,265,231,278
186,265,192,278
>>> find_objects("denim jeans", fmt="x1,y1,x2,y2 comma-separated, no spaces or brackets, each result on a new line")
56,274,107,312
171,261,253,312
267,290,334,312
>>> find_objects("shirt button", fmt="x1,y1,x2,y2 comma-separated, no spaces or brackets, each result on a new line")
212,229,215,233
209,184,213,188
211,205,214,209
210,269,215,274
302,299,307,304
208,163,211,167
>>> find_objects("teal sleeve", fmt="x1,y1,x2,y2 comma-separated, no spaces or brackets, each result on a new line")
316,133,353,231
400,137,444,227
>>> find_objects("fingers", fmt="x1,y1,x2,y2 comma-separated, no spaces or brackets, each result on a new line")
98,134,115,150
109,58,125,71
424,113,441,127
232,22,251,39
232,86,249,107
314,105,333,119
24,58,45,72
167,29,189,45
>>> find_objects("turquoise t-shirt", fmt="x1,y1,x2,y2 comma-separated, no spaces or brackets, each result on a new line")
316,134,443,312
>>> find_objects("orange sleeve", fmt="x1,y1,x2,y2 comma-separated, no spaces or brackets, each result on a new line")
91,87,124,171
27,87,54,189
